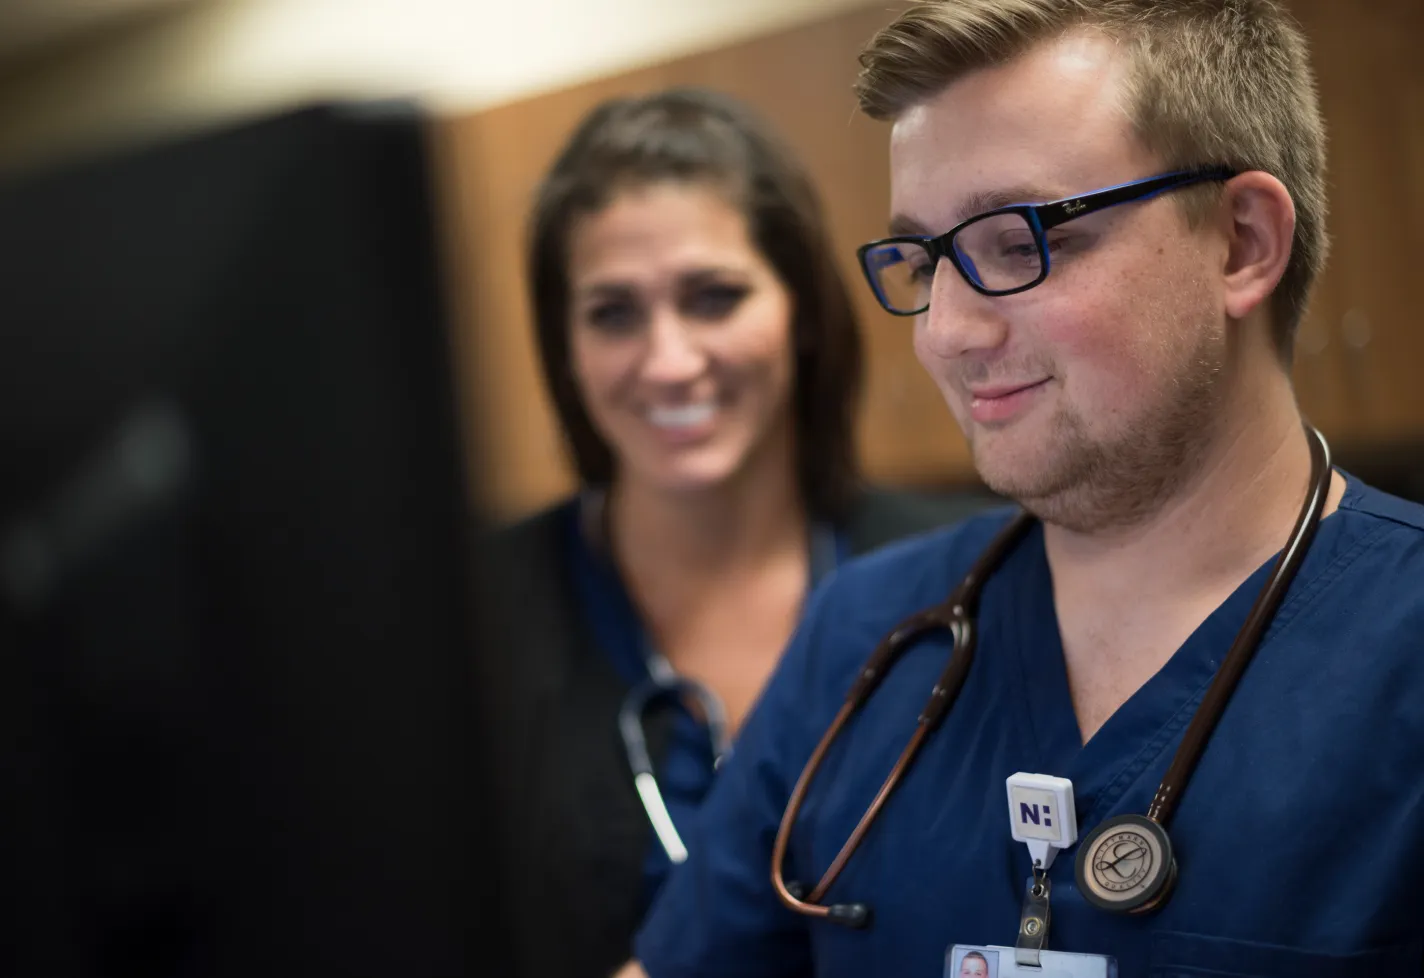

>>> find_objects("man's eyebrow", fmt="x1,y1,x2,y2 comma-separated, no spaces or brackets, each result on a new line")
888,214,931,237
887,184,1064,238
959,185,1061,219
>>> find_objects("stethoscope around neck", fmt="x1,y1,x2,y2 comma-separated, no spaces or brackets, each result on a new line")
618,652,733,864
771,425,1332,929
588,490,843,864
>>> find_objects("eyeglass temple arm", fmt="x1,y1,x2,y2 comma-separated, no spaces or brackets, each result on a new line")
1036,167,1238,231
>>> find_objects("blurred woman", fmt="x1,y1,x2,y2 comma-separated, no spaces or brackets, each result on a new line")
480,88,991,978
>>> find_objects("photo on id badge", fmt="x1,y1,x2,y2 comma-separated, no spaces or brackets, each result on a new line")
947,946,1117,978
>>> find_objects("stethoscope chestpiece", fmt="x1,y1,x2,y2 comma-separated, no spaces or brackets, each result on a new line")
1073,813,1178,915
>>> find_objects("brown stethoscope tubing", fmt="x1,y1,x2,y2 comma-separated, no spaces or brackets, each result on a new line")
770,425,1331,928
1147,424,1330,825
769,509,1036,927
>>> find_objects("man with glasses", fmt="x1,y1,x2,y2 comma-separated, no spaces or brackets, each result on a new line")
617,2,1424,976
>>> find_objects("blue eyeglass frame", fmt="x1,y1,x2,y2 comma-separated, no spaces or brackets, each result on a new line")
857,165,1240,314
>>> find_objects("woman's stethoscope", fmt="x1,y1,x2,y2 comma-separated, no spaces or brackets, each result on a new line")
587,492,842,864
619,650,733,864
771,425,1332,928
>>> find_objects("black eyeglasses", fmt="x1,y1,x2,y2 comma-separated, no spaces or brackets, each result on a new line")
857,166,1238,315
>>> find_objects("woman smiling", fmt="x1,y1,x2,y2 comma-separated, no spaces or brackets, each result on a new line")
479,87,993,978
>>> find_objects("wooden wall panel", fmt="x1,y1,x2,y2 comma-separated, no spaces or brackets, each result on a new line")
1289,0,1424,446
433,3,973,519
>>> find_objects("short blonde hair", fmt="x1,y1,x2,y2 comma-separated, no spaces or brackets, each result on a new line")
856,0,1328,358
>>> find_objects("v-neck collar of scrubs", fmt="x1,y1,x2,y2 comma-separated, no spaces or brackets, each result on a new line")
1004,479,1362,828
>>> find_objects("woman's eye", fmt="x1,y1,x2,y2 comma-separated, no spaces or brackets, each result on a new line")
684,284,748,320
585,302,641,332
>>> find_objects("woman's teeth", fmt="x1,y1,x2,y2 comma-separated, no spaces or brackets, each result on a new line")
648,403,716,429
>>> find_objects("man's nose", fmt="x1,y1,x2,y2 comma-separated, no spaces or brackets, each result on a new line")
917,258,1010,360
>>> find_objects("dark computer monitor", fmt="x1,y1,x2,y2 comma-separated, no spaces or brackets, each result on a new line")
0,101,496,977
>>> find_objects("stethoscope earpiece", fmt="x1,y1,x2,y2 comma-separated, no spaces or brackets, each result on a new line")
783,882,872,930
827,902,873,929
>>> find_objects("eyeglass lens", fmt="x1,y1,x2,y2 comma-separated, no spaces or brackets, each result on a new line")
865,211,1043,312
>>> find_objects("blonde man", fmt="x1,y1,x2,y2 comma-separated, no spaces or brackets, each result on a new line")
619,2,1424,975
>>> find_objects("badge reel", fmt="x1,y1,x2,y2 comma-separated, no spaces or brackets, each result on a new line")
947,774,1116,978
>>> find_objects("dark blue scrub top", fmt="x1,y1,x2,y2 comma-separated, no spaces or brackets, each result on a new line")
564,499,849,917
635,475,1424,976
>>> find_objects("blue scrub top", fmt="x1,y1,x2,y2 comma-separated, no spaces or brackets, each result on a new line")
564,498,849,917
635,475,1424,976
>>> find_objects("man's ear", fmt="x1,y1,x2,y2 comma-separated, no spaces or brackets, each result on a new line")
1220,170,1296,321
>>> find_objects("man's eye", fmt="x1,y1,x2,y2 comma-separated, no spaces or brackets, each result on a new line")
1045,233,1087,255
909,260,936,283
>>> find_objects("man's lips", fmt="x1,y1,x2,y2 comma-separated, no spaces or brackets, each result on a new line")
966,378,1050,423
967,379,1049,400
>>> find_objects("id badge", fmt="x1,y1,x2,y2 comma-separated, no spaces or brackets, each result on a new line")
947,945,1117,978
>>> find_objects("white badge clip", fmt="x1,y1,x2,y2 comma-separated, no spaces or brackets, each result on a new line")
1006,772,1077,872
